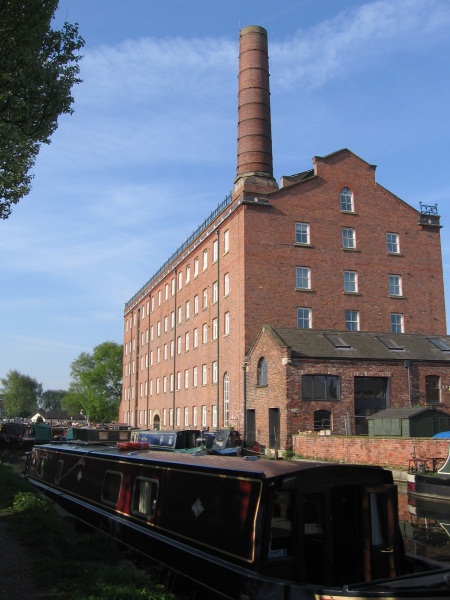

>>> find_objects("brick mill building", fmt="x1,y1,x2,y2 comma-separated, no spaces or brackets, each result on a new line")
120,26,450,451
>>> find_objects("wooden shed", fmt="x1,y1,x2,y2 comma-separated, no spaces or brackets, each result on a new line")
367,407,450,437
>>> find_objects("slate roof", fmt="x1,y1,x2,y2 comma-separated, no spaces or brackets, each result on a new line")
267,328,450,362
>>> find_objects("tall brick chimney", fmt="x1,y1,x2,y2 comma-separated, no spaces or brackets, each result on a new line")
233,25,278,199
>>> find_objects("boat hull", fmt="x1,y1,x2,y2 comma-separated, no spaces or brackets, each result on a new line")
25,444,450,599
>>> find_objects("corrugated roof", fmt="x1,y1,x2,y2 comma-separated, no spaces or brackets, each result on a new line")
268,328,450,362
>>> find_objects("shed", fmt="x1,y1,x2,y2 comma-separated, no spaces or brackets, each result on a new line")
367,407,450,438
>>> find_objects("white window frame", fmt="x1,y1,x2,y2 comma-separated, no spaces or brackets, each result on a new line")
342,227,356,249
387,232,400,254
296,266,311,290
391,313,403,333
340,187,354,212
297,307,311,329
224,230,229,254
224,311,230,335
389,274,402,296
344,270,358,293
345,310,359,331
295,222,310,245
193,366,198,387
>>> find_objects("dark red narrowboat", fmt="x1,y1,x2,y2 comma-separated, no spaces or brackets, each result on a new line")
25,442,450,599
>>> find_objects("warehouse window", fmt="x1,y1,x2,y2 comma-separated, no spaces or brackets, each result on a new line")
425,375,440,403
257,357,268,386
295,222,310,245
340,188,354,212
302,375,340,401
297,308,311,329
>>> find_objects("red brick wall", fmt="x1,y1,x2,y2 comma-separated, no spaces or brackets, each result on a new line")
242,150,446,340
292,433,450,470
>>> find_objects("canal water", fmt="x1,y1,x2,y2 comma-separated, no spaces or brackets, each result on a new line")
2,449,449,565
397,477,450,565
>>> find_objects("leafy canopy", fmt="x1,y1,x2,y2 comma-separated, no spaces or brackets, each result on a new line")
0,370,42,417
63,342,123,422
0,0,84,218
39,389,67,413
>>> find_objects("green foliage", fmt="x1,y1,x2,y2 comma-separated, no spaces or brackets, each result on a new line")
0,463,33,507
0,0,84,218
39,388,67,412
0,369,42,417
64,341,123,422
0,464,173,599
11,491,54,519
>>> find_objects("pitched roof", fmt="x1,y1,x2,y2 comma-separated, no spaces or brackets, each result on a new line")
367,407,450,419
264,327,450,362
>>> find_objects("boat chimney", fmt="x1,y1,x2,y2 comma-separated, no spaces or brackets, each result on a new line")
233,25,278,199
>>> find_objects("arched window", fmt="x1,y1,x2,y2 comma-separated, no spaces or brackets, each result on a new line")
223,373,230,427
153,414,161,431
340,187,354,212
314,410,331,431
257,357,268,386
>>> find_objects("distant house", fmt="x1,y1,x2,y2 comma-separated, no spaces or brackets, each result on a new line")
31,410,85,424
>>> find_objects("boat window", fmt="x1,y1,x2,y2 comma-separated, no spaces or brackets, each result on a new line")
132,478,158,519
269,490,294,558
55,460,63,484
302,494,326,583
37,456,47,478
101,471,122,507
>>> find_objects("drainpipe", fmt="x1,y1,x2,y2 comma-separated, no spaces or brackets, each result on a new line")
173,268,177,428
216,229,220,428
404,360,412,406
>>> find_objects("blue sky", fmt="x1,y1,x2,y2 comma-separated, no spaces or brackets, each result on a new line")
1,0,450,391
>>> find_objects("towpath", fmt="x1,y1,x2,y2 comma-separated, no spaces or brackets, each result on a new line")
0,517,38,599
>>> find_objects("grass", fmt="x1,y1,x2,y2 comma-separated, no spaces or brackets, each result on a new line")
0,463,176,600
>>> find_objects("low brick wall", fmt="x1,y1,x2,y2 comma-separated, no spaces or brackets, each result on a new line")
292,434,450,470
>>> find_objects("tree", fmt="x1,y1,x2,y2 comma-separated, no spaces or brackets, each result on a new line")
0,370,42,417
39,389,67,413
64,342,123,422
0,0,84,219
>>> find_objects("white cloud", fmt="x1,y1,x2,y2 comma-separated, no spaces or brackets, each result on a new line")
270,0,450,89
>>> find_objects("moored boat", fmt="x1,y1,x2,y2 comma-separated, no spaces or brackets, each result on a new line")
66,425,132,443
25,442,450,599
407,446,450,502
130,428,203,453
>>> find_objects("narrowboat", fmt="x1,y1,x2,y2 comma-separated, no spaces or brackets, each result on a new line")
66,425,132,443
25,442,450,599
130,428,203,453
407,447,450,502
200,428,243,455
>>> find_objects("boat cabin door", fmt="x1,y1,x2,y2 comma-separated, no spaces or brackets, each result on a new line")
363,485,399,581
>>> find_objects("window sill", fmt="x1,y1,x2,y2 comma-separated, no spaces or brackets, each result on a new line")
340,210,356,215
295,288,316,293
343,291,361,296
389,295,405,299
342,247,359,252
386,252,404,257
294,243,313,248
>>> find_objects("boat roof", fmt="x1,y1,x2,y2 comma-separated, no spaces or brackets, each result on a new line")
36,441,390,482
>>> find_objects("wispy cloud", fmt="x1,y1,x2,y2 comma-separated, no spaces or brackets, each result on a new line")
271,0,450,89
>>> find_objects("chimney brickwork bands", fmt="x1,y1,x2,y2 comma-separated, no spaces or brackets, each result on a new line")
236,26,275,183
